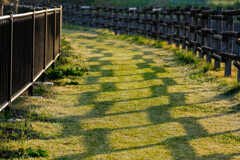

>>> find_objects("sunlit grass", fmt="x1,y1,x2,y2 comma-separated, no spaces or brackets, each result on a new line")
0,25,240,159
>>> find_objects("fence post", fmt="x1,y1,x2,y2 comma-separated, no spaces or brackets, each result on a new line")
212,7,222,69
136,7,142,36
14,0,19,14
203,9,213,63
60,5,62,52
182,7,188,49
154,9,161,40
28,8,35,96
42,7,48,82
132,8,136,35
96,7,100,28
78,5,83,25
149,9,154,39
234,17,240,81
0,0,3,16
160,7,167,40
199,7,207,58
207,11,212,63
5,11,14,116
173,7,181,47
109,7,114,31
126,8,130,35
168,8,174,45
142,9,147,37
185,7,192,50
89,6,94,28
224,7,234,77
53,6,56,64
113,8,118,35
104,7,108,29
191,7,199,55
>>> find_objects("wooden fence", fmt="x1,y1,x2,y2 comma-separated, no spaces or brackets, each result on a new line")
0,5,62,113
60,4,240,82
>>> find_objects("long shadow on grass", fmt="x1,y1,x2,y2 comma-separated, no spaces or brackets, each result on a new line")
53,46,240,159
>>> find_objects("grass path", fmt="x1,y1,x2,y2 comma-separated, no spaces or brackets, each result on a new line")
2,27,240,159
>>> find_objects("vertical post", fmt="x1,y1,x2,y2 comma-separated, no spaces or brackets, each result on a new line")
113,8,119,35
14,0,19,14
169,9,174,45
136,7,141,35
60,5,62,54
214,7,222,69
51,7,56,70
162,7,167,40
0,0,4,16
126,9,130,35
182,7,188,50
206,12,212,63
187,9,193,51
199,8,205,58
150,10,154,39
120,8,125,35
42,7,48,82
223,7,234,77
144,9,148,38
132,9,136,35
54,7,56,60
104,7,108,29
28,9,35,96
89,6,93,27
155,10,160,40
175,7,181,47
192,7,199,55
5,11,14,116
96,7,100,28
110,8,113,31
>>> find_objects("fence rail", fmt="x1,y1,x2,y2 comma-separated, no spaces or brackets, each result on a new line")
61,5,240,81
0,6,62,112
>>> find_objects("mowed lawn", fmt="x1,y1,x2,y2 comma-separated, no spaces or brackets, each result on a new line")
2,27,240,159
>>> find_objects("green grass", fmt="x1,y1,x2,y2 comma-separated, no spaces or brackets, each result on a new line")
1,25,240,159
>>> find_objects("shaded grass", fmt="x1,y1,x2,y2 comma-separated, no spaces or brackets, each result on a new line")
1,26,240,159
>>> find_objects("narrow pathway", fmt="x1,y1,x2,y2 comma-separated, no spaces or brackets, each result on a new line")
6,28,240,159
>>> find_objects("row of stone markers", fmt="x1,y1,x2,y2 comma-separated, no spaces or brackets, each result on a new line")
14,1,240,81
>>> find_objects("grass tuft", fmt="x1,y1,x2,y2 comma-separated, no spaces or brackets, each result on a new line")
46,67,88,80
153,40,164,48
173,48,199,65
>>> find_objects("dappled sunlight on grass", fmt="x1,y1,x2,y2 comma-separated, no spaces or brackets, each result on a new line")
2,27,239,159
